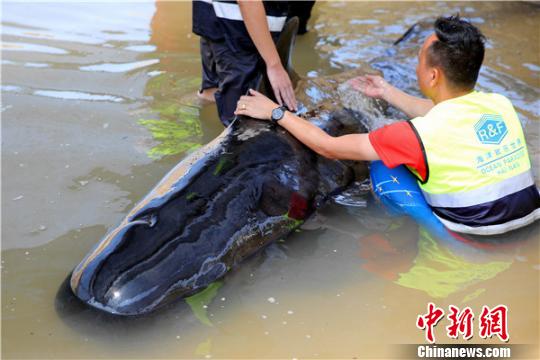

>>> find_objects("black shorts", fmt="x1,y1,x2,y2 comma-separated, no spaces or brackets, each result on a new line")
199,37,263,126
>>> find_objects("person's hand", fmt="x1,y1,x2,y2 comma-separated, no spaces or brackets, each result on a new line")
235,89,279,120
348,74,389,99
266,63,297,111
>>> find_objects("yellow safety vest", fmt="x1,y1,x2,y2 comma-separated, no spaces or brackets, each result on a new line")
409,91,540,235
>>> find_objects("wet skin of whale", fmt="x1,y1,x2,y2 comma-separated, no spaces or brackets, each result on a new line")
69,19,432,316
71,109,367,314
69,18,369,315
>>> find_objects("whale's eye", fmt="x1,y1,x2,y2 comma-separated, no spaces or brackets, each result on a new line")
135,213,157,227
146,213,158,227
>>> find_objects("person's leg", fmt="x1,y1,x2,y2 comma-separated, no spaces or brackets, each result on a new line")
211,43,262,126
198,88,218,102
198,37,219,102
287,1,316,35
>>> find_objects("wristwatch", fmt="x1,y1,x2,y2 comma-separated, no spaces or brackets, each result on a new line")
270,106,287,124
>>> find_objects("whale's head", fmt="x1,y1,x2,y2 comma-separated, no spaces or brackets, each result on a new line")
69,139,246,315
69,199,218,315
69,121,311,315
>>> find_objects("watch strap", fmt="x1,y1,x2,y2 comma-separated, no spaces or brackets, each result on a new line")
271,106,287,123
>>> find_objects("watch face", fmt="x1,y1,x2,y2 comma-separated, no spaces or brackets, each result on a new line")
272,107,284,121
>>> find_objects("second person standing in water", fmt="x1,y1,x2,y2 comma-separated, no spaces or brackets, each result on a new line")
192,0,310,126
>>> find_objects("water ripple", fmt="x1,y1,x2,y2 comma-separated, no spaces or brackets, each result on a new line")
80,59,159,73
33,90,125,102
1,41,68,55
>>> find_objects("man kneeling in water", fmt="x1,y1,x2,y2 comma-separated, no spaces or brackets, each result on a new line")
234,15,540,236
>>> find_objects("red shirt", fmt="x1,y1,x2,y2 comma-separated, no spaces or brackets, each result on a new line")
368,121,428,182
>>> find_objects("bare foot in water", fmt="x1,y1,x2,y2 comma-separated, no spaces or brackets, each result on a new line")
197,87,218,103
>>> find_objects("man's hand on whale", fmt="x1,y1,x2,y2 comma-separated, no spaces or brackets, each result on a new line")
239,1,298,112
266,62,297,112
349,74,434,118
235,89,380,161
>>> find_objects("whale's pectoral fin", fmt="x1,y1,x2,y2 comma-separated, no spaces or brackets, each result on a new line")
256,16,300,101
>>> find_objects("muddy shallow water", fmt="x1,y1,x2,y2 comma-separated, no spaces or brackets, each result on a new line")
2,2,539,359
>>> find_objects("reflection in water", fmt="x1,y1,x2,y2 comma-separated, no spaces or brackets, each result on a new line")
1,41,69,54
80,59,160,73
1,2,153,44
356,212,524,299
138,115,202,158
138,73,205,158
185,282,223,327
390,226,512,299
34,89,125,103
136,1,216,159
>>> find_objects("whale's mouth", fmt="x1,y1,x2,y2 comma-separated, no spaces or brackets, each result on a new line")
92,284,160,316
70,216,163,299
71,172,256,314
84,247,232,315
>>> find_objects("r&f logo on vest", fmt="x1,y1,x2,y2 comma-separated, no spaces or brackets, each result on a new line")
474,114,508,145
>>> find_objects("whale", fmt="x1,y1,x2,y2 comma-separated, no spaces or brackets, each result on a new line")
69,18,433,316
69,17,376,315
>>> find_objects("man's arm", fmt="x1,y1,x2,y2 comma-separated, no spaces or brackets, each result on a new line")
279,112,380,161
350,75,433,118
383,85,434,118
235,89,379,161
238,0,297,111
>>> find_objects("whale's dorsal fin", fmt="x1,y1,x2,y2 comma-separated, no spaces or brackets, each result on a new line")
256,16,300,101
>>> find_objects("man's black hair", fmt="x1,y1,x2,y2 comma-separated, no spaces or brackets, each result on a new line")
428,15,486,90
